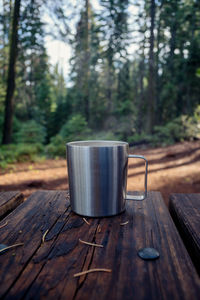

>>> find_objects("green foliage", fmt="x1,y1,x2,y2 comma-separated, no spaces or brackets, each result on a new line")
45,135,66,158
147,119,190,147
181,106,200,140
128,107,200,147
59,114,91,141
127,132,150,145
0,116,21,144
1,0,200,152
152,113,200,146
0,145,17,168
153,118,186,146
46,114,91,157
15,0,52,141
15,143,44,162
15,120,46,144
196,68,200,78
0,143,44,169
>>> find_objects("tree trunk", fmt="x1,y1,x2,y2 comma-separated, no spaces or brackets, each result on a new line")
169,20,177,75
2,0,8,81
146,0,156,134
155,0,163,125
137,55,145,133
107,50,114,114
2,0,21,144
84,0,90,123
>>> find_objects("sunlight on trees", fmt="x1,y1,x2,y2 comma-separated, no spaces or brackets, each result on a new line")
0,0,199,159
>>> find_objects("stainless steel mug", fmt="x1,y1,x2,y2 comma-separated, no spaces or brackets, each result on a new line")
66,140,148,217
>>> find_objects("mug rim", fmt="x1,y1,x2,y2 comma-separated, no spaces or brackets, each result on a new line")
66,140,129,147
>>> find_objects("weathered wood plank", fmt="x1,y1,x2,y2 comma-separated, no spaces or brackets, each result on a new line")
169,193,200,275
72,192,200,300
0,191,200,300
5,210,99,300
0,191,23,219
0,190,70,298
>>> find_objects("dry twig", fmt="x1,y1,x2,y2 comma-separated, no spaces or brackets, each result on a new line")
79,238,103,248
0,243,24,254
74,268,112,277
0,221,8,229
83,218,90,225
120,221,129,226
97,224,101,233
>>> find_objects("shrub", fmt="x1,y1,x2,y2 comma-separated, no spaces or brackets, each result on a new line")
0,144,17,168
0,143,44,168
15,120,46,144
15,143,44,162
46,114,91,157
153,110,200,146
46,135,66,158
127,132,150,145
182,105,200,140
59,114,91,142
128,109,200,147
153,118,185,146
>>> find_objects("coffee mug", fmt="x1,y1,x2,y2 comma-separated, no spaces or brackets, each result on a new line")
66,140,148,217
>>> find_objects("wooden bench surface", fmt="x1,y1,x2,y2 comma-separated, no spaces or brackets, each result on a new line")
0,191,23,219
169,193,200,275
0,190,199,300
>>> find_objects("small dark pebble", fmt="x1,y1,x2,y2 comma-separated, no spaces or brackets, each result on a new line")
138,247,160,260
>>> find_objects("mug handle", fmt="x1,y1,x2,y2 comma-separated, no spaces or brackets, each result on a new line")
126,155,148,201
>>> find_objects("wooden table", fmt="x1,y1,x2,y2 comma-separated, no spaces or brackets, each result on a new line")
0,191,199,300
169,193,200,275
0,191,23,220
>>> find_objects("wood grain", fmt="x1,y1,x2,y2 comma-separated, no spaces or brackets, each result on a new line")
0,191,23,219
169,193,200,275
0,191,199,300
0,190,70,298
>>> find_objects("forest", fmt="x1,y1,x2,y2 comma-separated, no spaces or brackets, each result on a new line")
0,0,200,168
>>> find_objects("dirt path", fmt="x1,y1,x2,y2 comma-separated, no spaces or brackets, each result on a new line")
0,141,200,206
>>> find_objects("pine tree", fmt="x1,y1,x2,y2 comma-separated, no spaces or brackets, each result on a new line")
69,0,103,128
16,0,51,136
146,0,156,134
99,0,130,123
2,0,21,144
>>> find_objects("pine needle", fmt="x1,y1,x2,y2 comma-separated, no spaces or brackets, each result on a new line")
120,221,129,226
0,221,8,229
83,218,90,225
42,229,49,244
74,268,112,277
97,224,101,233
79,238,103,248
0,243,24,254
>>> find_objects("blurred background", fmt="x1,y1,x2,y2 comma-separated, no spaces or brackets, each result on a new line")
0,0,200,203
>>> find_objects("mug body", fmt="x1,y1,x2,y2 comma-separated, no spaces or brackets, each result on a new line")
66,140,129,217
